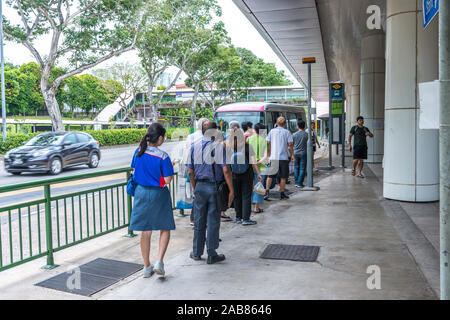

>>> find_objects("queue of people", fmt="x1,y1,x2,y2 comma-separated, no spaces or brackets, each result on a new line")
128,116,318,277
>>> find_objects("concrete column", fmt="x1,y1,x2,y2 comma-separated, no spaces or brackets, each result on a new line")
360,34,385,163
384,0,439,202
350,71,360,128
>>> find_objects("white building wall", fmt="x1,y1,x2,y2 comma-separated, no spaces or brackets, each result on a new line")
384,0,439,202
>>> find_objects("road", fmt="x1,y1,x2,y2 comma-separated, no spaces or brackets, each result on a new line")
0,141,185,187
0,139,328,207
0,141,186,207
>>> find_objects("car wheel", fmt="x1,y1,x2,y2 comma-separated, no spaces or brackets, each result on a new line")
88,152,99,168
49,157,62,175
12,172,22,176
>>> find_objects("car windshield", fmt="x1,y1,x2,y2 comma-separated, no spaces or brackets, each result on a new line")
214,112,264,131
25,134,65,146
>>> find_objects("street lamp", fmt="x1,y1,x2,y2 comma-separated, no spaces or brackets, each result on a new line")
302,57,319,191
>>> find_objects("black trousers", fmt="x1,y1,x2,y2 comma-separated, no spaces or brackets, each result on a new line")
232,174,253,221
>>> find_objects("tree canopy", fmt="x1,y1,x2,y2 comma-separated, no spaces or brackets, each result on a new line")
3,0,147,130
3,62,122,117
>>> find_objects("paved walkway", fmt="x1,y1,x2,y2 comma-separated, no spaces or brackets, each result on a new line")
0,148,439,300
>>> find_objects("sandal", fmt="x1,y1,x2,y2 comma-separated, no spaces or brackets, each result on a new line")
253,208,264,214
351,169,356,176
357,174,365,178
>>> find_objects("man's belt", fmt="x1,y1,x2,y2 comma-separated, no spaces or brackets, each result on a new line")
196,179,216,183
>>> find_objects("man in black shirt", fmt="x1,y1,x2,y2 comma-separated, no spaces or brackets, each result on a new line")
348,116,374,178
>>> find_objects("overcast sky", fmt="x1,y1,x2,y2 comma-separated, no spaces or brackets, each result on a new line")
2,0,300,86
2,1,331,114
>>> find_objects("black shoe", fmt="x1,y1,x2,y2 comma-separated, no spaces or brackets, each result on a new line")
264,191,270,200
190,252,202,261
280,192,289,200
207,254,226,264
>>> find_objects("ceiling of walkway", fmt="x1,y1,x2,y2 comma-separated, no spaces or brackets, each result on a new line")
232,0,386,102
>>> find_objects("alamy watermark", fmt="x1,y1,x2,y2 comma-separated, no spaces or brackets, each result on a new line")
66,265,81,290
366,5,382,30
366,265,381,290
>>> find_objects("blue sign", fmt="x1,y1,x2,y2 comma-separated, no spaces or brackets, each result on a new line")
330,83,344,100
423,0,439,29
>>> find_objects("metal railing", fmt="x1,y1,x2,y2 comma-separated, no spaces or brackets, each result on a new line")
0,168,179,272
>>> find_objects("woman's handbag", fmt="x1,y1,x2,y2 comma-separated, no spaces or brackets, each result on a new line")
127,174,137,197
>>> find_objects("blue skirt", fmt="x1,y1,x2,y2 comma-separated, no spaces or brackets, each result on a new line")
129,185,175,231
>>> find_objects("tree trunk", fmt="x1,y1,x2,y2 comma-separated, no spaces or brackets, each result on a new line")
191,83,200,127
147,78,158,124
41,78,64,131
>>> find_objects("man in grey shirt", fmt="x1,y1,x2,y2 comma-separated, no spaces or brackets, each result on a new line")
292,120,308,188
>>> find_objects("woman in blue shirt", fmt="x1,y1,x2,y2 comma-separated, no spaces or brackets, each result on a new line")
130,123,175,278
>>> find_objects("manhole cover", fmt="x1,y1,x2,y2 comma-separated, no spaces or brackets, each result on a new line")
260,244,320,262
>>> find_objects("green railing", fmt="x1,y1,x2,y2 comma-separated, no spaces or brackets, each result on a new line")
0,168,179,272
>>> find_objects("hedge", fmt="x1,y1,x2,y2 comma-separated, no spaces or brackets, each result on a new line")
0,127,191,154
0,132,40,154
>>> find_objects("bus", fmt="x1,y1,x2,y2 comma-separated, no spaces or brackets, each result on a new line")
214,102,308,134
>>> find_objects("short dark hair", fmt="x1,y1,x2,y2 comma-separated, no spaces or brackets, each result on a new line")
246,121,253,129
241,122,248,132
297,120,306,129
254,122,266,134
357,116,364,122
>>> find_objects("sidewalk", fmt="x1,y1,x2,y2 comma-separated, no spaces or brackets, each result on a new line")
0,150,439,300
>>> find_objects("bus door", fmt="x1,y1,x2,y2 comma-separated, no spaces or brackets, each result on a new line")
268,111,281,129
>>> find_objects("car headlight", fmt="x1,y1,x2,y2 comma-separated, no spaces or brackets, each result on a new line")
32,150,49,158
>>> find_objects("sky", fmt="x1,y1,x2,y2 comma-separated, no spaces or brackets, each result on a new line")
2,1,329,115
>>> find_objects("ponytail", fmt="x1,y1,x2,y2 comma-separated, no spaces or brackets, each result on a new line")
137,123,166,157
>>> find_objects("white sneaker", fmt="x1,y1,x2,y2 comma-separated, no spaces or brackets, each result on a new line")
154,261,165,276
143,265,154,278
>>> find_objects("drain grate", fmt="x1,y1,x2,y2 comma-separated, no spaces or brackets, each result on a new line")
260,244,320,262
35,258,143,297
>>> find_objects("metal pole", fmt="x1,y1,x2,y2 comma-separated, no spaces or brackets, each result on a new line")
1,0,6,142
42,184,58,269
440,0,450,300
328,92,333,168
125,171,136,238
142,93,145,125
341,106,346,168
306,64,313,187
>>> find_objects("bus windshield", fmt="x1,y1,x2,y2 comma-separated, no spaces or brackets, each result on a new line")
214,111,264,131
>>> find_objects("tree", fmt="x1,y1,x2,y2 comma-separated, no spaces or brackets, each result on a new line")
180,24,229,125
234,48,292,87
197,45,241,110
137,0,224,123
92,62,147,121
202,48,293,107
3,0,147,130
62,74,119,115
